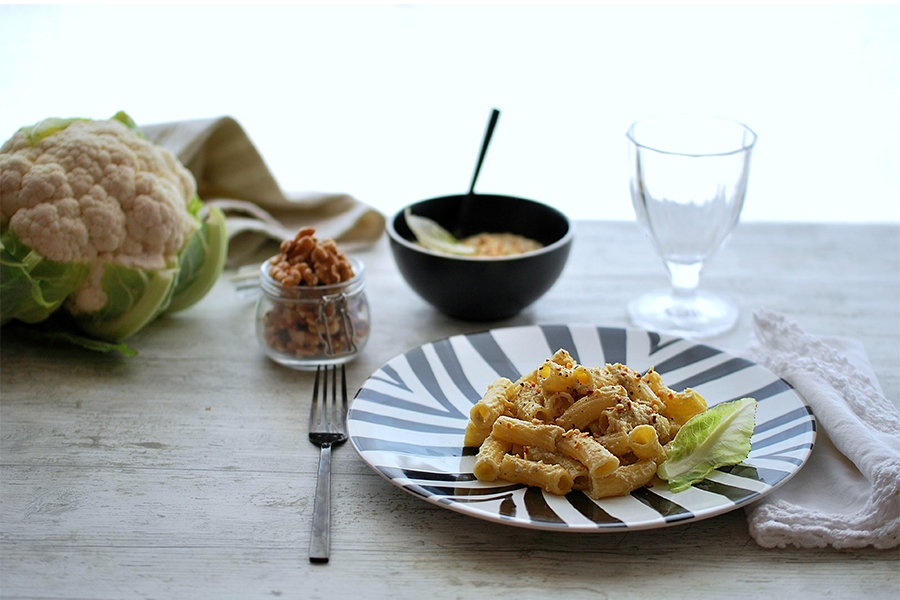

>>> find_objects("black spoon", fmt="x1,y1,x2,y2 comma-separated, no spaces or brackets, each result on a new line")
455,108,500,236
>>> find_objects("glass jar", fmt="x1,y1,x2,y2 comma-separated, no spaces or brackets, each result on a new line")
255,256,370,369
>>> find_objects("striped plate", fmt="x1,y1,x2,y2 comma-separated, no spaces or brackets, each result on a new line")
348,325,815,532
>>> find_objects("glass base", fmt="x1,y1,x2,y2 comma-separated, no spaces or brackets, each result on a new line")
627,289,738,339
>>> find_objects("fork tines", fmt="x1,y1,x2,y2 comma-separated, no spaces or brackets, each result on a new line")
310,365,348,443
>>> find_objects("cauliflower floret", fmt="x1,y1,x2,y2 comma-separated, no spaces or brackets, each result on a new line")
0,118,199,311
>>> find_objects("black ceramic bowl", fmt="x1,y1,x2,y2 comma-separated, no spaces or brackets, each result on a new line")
387,193,573,321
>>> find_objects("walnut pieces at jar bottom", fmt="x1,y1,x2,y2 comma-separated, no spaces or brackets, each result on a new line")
257,228,370,366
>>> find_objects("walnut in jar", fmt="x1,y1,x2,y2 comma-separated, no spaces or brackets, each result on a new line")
268,227,355,287
256,228,369,367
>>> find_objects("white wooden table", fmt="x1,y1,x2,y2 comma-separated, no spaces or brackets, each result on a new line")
1,220,898,599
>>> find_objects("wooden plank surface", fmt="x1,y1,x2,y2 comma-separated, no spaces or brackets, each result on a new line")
1,221,898,600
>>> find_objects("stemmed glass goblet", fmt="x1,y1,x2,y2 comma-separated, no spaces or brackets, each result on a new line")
626,114,757,338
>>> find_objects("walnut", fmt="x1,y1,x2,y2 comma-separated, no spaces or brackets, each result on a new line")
268,227,355,287
262,228,366,360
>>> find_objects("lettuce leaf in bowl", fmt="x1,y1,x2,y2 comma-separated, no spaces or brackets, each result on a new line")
658,397,757,492
404,208,476,255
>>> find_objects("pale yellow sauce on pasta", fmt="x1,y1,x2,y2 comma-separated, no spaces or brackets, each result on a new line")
465,350,709,499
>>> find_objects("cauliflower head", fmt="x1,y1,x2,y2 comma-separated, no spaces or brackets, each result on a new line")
0,113,228,343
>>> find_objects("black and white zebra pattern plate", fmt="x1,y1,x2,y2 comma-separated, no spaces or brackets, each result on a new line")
348,325,815,532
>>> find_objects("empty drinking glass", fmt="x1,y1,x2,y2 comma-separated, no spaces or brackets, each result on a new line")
626,114,757,338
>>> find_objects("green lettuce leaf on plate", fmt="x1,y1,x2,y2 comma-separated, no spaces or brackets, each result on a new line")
657,397,757,492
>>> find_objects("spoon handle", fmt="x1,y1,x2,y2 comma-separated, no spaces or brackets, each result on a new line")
456,108,501,236
468,108,500,195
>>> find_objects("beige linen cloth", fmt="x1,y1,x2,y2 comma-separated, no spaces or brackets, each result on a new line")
740,309,899,549
140,116,385,267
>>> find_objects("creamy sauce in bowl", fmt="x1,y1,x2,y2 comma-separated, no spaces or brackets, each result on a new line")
459,232,543,257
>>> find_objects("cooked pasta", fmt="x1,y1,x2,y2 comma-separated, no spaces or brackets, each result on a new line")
469,377,513,429
499,455,574,496
473,435,512,481
465,349,706,499
491,416,565,451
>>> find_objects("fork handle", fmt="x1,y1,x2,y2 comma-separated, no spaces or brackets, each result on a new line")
309,443,333,563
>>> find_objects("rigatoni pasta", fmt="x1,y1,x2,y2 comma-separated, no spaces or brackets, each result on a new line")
466,349,708,499
558,431,619,476
556,386,626,430
473,435,512,481
465,377,513,447
499,455,574,496
491,416,565,451
469,377,513,429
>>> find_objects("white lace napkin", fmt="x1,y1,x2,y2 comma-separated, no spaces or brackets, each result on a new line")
140,116,386,266
741,309,899,549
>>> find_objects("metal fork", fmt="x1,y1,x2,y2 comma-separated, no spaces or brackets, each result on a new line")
308,364,348,563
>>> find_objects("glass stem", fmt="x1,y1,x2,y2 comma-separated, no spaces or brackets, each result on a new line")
666,261,703,305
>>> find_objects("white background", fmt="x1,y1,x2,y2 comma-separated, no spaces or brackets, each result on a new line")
1,3,898,223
